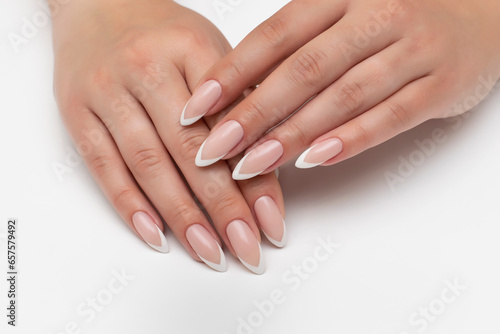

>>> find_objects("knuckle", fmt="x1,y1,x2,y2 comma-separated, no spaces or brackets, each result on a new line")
176,128,207,160
167,200,197,227
211,193,241,215
129,146,166,178
175,25,205,48
336,81,365,115
114,32,161,76
407,34,433,54
87,153,115,179
111,188,137,211
120,33,154,67
58,99,87,122
386,101,410,129
365,58,390,86
283,120,310,148
259,16,289,48
223,58,246,83
89,66,115,92
352,121,370,149
289,48,328,87
388,0,412,23
239,99,268,131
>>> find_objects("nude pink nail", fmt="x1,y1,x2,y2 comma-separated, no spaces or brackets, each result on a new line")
180,80,222,126
186,224,227,272
132,211,169,253
295,138,343,169
232,140,283,180
254,196,286,248
196,120,244,167
226,220,264,274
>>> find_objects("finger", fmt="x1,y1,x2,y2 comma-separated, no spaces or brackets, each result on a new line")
131,63,265,273
206,99,287,247
91,88,229,272
61,107,169,253
195,10,402,166
179,0,346,125
296,75,444,168
232,38,432,178
189,53,287,247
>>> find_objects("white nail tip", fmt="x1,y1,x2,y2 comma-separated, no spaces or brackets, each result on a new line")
195,140,226,167
198,245,227,272
262,219,287,248
295,146,323,169
181,101,203,126
180,102,204,126
180,115,203,127
147,226,170,253
238,244,265,275
232,153,263,180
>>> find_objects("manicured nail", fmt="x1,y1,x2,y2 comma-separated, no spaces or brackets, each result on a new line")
254,196,286,248
232,140,283,180
196,120,244,167
132,212,169,253
186,224,227,272
226,220,264,274
295,138,343,169
180,80,222,126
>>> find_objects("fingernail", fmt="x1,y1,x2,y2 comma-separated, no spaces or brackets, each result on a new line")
226,220,265,274
254,196,286,248
196,120,244,167
232,140,283,180
180,80,222,126
186,224,227,272
295,138,343,169
132,211,169,253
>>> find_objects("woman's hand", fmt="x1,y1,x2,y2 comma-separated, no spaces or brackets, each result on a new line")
182,0,500,178
52,0,286,273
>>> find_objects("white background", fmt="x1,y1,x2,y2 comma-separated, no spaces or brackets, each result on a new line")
1,1,500,333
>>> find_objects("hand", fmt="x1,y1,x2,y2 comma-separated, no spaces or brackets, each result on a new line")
52,0,286,273
182,0,500,178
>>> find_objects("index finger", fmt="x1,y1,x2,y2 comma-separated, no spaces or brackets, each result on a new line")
179,0,345,125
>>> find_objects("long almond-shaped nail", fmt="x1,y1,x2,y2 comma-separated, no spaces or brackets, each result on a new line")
254,196,286,248
196,120,244,167
186,224,227,272
180,80,222,126
132,212,169,253
295,138,343,169
226,220,264,274
232,140,283,180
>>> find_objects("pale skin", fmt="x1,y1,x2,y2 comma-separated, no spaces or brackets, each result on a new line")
51,0,284,272
53,0,500,271
190,0,500,172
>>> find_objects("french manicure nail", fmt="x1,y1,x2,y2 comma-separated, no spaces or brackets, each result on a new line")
226,220,265,274
232,140,283,180
196,120,244,167
254,196,286,248
132,211,169,253
180,80,222,126
295,138,343,169
186,224,227,272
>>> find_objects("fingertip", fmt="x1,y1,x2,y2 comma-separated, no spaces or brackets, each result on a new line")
132,211,170,253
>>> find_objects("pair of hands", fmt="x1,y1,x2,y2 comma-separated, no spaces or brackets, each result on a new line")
53,0,500,273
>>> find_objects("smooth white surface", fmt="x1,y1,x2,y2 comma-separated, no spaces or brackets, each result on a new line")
1,1,500,333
